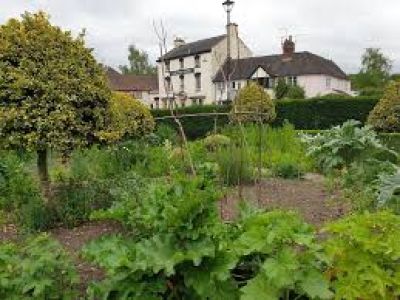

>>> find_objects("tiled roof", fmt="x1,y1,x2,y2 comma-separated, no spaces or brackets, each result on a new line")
160,35,226,61
106,67,158,92
213,52,348,81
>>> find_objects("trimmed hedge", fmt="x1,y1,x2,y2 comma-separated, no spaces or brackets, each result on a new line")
152,97,379,139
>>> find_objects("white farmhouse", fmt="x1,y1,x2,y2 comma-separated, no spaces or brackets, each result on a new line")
155,25,351,108
156,23,252,108
214,36,351,100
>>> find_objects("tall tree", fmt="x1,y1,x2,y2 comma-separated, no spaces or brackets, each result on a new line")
119,44,157,75
352,48,392,93
0,12,110,194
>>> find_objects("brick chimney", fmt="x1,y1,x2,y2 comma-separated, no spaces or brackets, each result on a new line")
282,35,295,56
173,37,185,48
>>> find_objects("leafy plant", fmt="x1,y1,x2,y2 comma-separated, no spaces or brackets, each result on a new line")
323,211,400,300
376,167,400,211
235,210,332,300
0,234,78,299
302,120,397,173
84,177,237,299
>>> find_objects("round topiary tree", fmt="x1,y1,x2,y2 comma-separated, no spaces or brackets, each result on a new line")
97,92,155,142
0,12,111,193
368,80,400,132
231,82,276,123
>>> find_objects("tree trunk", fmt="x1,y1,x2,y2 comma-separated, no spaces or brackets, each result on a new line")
37,149,50,199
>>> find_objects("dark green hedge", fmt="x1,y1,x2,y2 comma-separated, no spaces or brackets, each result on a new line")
152,97,379,139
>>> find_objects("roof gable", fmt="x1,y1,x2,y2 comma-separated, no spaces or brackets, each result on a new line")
160,35,226,61
250,66,269,79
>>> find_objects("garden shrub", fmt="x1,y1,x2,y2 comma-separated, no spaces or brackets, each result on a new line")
285,85,306,99
324,211,400,300
368,80,400,132
271,161,304,179
203,134,231,152
97,92,155,142
0,234,78,299
231,82,276,124
0,152,50,231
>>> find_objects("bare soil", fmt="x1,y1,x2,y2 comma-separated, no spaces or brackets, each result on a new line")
222,175,348,226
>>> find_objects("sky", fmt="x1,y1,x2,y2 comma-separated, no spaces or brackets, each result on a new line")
1,0,399,74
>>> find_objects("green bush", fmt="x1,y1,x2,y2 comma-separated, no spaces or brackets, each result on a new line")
203,134,231,152
0,234,78,299
0,152,50,231
272,161,304,179
152,97,378,139
231,82,276,124
286,85,305,99
324,211,400,300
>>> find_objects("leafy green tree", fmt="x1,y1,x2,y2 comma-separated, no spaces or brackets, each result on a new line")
0,12,110,192
351,48,392,94
368,80,400,132
274,78,289,99
119,44,157,75
231,82,276,123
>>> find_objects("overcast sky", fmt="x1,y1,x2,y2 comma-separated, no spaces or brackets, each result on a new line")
1,0,399,74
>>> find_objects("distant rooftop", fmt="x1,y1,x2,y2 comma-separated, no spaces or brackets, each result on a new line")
160,35,226,61
214,52,348,81
106,67,158,91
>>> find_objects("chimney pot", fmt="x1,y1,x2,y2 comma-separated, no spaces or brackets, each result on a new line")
282,35,295,56
174,37,185,48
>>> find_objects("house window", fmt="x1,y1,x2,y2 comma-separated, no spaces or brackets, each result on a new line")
326,77,332,89
165,60,170,72
179,75,184,92
192,98,198,106
162,99,168,109
199,99,204,106
195,73,201,91
154,98,160,109
165,77,171,91
232,82,236,89
180,99,186,108
288,76,297,86
238,82,242,89
195,55,201,68
179,58,184,69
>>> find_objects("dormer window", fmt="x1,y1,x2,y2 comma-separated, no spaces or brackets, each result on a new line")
179,58,184,69
195,55,201,68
